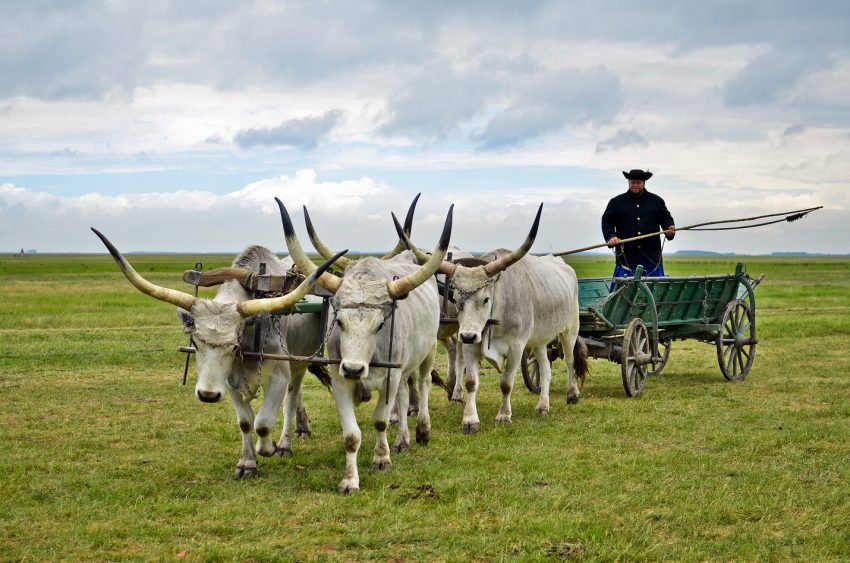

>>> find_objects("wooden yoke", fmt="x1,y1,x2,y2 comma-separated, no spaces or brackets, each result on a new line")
182,267,307,294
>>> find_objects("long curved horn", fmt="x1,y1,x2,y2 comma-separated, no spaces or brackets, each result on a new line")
237,249,347,317
386,205,453,300
91,228,197,310
275,198,342,293
303,206,353,270
380,192,420,259
304,193,421,266
391,212,456,276
482,203,543,277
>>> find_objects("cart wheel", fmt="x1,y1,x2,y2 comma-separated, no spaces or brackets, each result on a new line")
621,318,652,397
648,337,671,376
717,299,757,381
520,349,541,394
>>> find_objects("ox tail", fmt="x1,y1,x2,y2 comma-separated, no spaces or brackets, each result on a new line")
307,364,332,389
573,337,589,387
430,369,448,391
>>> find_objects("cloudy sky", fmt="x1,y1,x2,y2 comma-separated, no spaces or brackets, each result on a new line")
1,1,848,255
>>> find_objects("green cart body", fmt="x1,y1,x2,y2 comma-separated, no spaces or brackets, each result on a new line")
522,263,761,397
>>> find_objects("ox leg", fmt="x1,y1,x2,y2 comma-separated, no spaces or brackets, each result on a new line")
275,364,308,456
389,398,400,425
461,343,481,434
333,378,361,495
446,336,465,403
227,389,258,479
254,363,288,458
495,346,522,424
372,369,401,471
407,373,420,417
295,390,311,438
393,372,411,453
390,373,417,424
416,345,436,444
560,328,582,404
533,344,553,415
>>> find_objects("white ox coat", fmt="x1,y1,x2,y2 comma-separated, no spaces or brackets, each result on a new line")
453,250,581,433
326,252,440,494
179,246,324,478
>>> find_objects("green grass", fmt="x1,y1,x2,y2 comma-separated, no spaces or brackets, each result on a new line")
1,253,849,560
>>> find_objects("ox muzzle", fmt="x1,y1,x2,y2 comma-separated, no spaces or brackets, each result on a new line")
341,362,367,380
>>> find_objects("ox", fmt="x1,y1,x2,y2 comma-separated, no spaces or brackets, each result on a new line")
395,205,588,433
304,200,469,406
92,228,343,478
276,198,452,494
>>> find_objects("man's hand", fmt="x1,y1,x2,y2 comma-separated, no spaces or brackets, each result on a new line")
607,236,620,247
665,225,676,240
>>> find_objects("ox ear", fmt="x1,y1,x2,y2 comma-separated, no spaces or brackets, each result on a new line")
177,308,195,334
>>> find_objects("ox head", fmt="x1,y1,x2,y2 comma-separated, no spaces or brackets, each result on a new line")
393,204,543,345
303,192,421,271
91,228,343,403
276,197,452,381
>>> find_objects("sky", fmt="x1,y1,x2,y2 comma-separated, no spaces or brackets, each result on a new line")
1,1,848,255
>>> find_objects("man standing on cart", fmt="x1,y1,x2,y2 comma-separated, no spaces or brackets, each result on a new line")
602,169,676,277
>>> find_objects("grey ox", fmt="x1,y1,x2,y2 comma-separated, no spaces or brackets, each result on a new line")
276,197,453,494
303,199,471,406
92,228,343,478
396,204,588,433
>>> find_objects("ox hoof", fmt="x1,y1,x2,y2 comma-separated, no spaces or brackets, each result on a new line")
256,442,276,457
415,426,431,445
372,459,392,471
462,422,480,434
338,482,359,495
407,406,419,417
567,395,580,405
495,415,512,425
273,446,293,457
536,405,550,416
393,440,410,453
234,465,257,480
388,413,400,425
295,428,312,439
450,394,464,404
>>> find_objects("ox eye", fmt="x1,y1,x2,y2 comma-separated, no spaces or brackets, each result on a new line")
337,319,346,331
483,297,490,304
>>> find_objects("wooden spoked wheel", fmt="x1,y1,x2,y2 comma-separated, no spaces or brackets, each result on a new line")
520,349,541,394
520,343,562,395
716,299,757,381
648,337,671,376
621,318,652,397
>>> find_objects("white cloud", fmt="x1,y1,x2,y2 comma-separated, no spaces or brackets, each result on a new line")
1,2,849,255
2,169,845,255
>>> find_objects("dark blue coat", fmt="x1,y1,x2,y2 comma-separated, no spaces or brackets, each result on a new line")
601,189,674,271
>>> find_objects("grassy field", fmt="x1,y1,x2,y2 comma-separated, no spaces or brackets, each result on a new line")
1,253,849,561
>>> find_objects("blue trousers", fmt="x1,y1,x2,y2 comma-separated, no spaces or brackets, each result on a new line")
613,263,666,278
611,263,665,292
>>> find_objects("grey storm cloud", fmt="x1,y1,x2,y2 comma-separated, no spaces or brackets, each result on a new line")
473,66,621,150
378,62,500,141
233,111,343,150
2,1,848,104
596,129,648,153
724,48,832,106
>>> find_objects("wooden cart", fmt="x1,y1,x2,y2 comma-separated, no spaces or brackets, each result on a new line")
522,263,763,397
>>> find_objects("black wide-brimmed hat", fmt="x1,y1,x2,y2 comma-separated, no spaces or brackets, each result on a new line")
623,169,652,181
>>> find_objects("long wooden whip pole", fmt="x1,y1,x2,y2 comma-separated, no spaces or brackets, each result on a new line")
553,206,823,257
